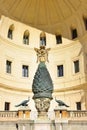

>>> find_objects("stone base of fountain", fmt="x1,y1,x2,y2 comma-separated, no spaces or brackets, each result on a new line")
34,98,51,119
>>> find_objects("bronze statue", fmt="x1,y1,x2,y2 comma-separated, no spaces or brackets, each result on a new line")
34,46,50,63
33,45,53,118
15,97,30,107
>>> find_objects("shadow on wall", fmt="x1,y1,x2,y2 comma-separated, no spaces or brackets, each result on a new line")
78,40,87,110
81,90,87,110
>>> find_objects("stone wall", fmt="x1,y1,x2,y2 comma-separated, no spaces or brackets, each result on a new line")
0,120,34,130
0,119,87,130
55,120,87,130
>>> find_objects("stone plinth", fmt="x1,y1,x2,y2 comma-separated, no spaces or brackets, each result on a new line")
54,109,69,118
34,98,51,119
18,107,31,119
34,119,55,130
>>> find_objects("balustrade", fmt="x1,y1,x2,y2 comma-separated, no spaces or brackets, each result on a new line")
69,110,87,118
0,111,18,119
54,109,87,119
0,110,87,120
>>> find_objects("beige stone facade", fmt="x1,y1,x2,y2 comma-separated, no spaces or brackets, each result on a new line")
0,15,87,116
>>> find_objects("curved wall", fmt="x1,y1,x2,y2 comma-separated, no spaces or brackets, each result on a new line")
0,15,87,111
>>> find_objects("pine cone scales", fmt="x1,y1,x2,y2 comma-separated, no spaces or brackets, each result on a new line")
32,62,53,99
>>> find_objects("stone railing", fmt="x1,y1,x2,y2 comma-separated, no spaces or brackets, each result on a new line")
0,111,18,119
68,110,87,118
0,110,87,120
0,109,31,120
54,109,87,119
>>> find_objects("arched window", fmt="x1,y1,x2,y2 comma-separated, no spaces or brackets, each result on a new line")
40,32,46,46
8,24,14,39
56,34,62,44
83,16,87,30
71,27,78,39
23,30,29,45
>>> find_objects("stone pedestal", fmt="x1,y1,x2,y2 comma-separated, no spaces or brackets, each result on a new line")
34,98,51,119
34,119,55,130
18,107,31,119
18,120,34,130
54,109,69,119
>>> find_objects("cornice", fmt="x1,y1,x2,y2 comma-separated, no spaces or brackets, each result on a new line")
54,83,87,93
0,82,31,93
51,39,81,52
0,81,87,94
0,35,34,52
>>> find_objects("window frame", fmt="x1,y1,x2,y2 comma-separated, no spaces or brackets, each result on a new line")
7,24,14,39
73,60,80,74
83,17,87,30
40,36,46,46
8,29,13,39
23,30,29,45
56,34,62,44
4,102,10,111
6,60,12,74
76,102,81,110
22,65,29,77
71,28,78,39
40,32,46,46
57,64,64,77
